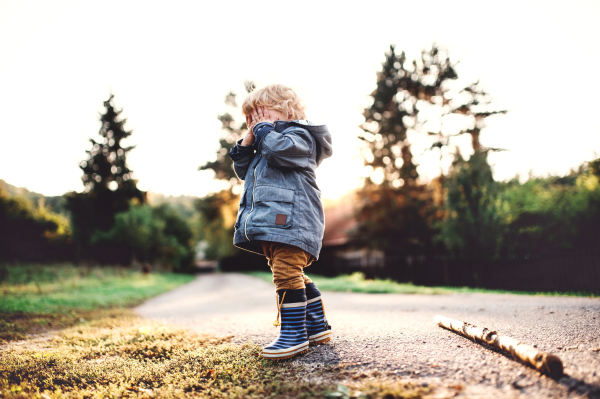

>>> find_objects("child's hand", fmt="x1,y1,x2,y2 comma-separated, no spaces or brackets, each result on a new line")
245,114,256,132
252,106,278,125
241,114,255,146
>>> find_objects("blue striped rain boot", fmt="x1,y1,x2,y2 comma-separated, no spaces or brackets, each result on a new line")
305,282,331,345
261,288,310,360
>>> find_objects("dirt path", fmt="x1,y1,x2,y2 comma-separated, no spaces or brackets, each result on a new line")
136,273,600,398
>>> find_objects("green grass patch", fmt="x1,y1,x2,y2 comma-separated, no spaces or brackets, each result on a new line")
247,271,595,297
0,311,429,398
0,263,194,314
248,271,451,294
0,263,194,342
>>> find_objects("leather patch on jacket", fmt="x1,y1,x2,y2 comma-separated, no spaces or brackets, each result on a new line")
275,214,287,225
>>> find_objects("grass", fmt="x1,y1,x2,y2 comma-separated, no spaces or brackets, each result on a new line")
0,263,194,342
0,311,430,398
0,263,195,314
0,264,432,398
247,271,596,297
248,271,451,294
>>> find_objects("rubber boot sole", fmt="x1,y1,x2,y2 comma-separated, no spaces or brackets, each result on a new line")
309,330,331,346
261,341,309,360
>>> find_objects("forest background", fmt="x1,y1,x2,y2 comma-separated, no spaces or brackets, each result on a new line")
1,42,599,292
1,1,600,293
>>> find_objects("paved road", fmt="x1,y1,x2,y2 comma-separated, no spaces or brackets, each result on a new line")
136,273,600,398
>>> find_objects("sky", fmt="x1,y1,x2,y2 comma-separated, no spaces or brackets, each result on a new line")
1,0,599,200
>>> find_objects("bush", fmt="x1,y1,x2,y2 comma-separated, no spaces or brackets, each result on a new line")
435,152,504,284
500,169,600,254
92,204,196,272
0,190,72,262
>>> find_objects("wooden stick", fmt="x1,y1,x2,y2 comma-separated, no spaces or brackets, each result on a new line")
434,315,563,379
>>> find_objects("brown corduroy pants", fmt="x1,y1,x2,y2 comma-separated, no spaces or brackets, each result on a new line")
262,241,314,291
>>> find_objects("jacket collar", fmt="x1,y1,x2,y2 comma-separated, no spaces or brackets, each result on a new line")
274,120,328,134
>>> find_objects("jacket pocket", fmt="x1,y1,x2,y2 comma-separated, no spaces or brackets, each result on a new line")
252,186,294,229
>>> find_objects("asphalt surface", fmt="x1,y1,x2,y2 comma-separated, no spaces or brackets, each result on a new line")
136,273,600,398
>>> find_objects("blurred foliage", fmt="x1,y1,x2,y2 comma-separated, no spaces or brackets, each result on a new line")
79,94,145,200
195,83,255,260
355,183,438,254
195,190,239,260
435,151,504,282
499,166,600,255
66,94,147,262
0,189,71,262
148,192,198,220
0,179,68,217
2,57,597,277
92,204,196,272
436,155,600,264
356,44,508,256
358,44,506,189
198,81,254,190
1,95,200,269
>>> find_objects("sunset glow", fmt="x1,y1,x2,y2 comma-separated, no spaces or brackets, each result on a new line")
1,0,599,200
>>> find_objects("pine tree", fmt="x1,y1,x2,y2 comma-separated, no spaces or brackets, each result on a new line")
356,44,506,255
66,94,145,260
80,94,144,202
437,150,504,283
360,45,451,189
356,45,456,254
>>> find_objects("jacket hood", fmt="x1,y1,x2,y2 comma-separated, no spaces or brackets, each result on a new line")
275,120,333,166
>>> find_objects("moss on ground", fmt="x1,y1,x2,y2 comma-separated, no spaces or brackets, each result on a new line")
0,311,429,398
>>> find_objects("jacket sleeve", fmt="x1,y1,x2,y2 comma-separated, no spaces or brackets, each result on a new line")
253,122,312,169
228,138,255,180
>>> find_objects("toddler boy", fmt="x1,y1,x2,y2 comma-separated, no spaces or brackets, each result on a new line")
228,84,333,360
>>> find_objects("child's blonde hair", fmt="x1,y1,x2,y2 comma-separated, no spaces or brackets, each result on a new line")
242,84,307,120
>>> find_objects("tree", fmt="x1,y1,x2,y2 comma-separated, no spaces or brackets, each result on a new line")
356,44,506,255
356,45,456,254
198,81,254,190
436,150,504,283
195,82,254,260
359,45,454,189
66,94,145,261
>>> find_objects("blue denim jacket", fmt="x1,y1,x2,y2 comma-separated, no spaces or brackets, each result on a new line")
229,120,333,259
